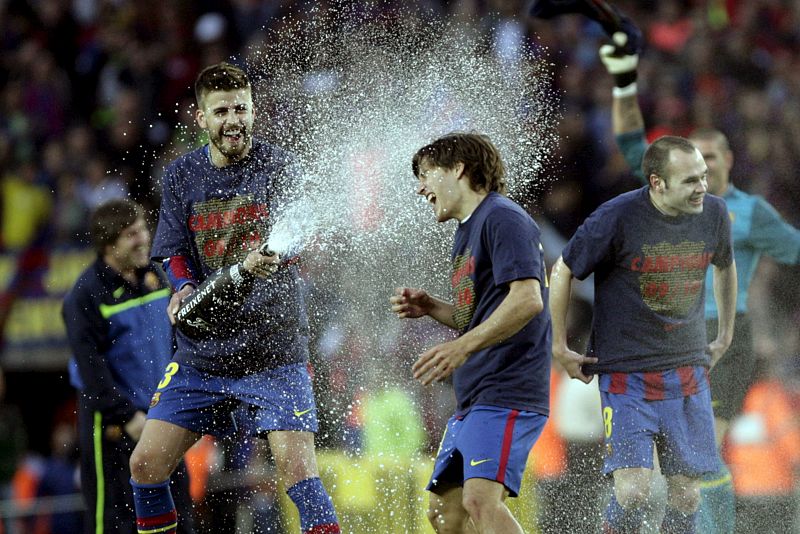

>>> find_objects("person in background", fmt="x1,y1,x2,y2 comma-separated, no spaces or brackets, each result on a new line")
62,198,194,534
0,366,28,534
725,358,800,534
600,30,800,533
550,135,737,534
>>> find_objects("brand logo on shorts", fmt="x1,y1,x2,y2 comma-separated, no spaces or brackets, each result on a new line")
470,458,492,467
606,443,613,457
293,408,312,417
149,392,161,409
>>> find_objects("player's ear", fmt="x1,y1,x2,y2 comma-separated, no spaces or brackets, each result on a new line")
648,173,662,191
195,107,207,129
454,161,465,179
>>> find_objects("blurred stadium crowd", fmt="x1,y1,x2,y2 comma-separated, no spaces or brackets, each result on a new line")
1,0,799,532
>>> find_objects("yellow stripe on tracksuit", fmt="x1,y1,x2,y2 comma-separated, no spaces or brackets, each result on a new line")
93,411,105,534
99,288,171,318
699,471,732,489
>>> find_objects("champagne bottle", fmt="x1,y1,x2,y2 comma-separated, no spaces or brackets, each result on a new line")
175,245,276,338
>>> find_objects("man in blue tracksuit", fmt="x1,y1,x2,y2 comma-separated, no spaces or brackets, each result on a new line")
63,199,194,534
600,32,800,533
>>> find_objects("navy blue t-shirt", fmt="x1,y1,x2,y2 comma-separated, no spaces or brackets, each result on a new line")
152,139,309,376
563,186,733,374
450,192,551,417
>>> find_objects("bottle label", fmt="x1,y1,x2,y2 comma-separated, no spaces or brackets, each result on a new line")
230,263,245,286
177,278,217,321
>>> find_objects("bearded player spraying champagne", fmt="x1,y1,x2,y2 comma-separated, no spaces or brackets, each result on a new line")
128,62,340,534
173,243,277,338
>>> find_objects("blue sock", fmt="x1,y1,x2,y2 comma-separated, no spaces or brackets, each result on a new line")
130,478,177,534
662,507,696,533
697,463,735,534
603,494,644,533
286,477,340,533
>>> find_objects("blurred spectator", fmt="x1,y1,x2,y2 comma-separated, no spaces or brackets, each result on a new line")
51,172,90,246
20,46,70,144
31,421,83,534
76,155,128,211
0,80,35,164
533,367,605,534
362,386,426,534
0,161,52,252
0,366,27,533
725,359,800,534
362,386,425,460
529,370,568,534
63,124,97,173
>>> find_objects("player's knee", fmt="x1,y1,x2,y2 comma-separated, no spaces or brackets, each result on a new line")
461,492,496,523
614,479,651,510
129,446,167,483
426,503,460,534
426,505,445,533
667,480,701,513
274,455,318,488
426,505,440,529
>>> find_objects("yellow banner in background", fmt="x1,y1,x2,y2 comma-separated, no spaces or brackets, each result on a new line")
43,249,95,295
4,298,69,342
0,247,94,370
0,257,14,289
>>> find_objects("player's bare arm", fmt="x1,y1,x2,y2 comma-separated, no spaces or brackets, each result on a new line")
390,287,458,329
612,92,644,135
549,256,598,383
412,278,543,386
708,260,737,368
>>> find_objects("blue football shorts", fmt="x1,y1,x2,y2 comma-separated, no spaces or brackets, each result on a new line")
600,387,718,477
146,361,318,438
426,405,546,497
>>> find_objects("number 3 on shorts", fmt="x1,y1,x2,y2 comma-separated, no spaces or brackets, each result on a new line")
603,406,613,439
158,362,180,389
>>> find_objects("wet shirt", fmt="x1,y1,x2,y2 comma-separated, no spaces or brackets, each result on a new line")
451,192,551,417
151,139,309,376
563,186,733,374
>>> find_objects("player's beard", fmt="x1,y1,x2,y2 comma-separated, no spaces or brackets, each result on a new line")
209,126,251,161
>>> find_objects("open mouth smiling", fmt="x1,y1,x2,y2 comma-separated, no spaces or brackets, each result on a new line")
223,128,243,142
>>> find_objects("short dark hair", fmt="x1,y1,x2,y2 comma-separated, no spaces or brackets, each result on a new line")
412,132,507,195
90,199,144,256
194,62,250,105
642,135,698,185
